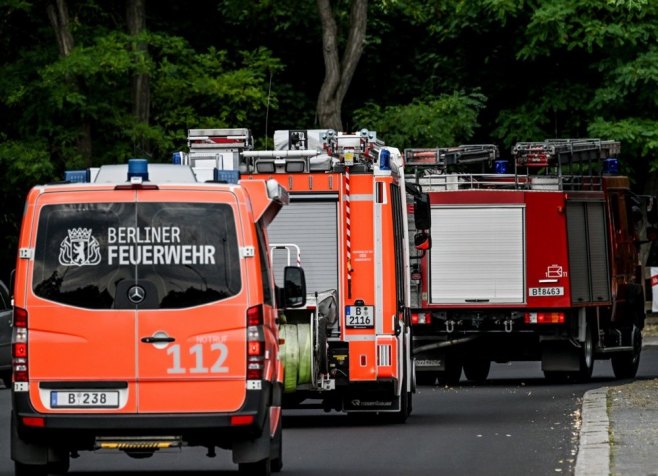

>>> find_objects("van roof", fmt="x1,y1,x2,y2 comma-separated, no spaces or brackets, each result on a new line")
94,164,197,183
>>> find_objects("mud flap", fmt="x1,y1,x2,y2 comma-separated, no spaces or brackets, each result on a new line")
541,340,580,372
232,413,271,465
11,413,47,465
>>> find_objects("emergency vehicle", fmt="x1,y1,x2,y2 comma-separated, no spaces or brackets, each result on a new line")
406,140,653,384
178,128,431,422
10,151,306,475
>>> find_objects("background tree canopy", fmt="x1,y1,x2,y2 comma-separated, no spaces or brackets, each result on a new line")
1,0,658,281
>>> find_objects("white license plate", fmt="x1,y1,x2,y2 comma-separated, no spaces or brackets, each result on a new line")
528,287,564,297
51,391,119,408
346,305,374,328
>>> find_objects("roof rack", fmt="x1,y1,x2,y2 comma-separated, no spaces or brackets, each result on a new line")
512,139,620,168
404,145,499,168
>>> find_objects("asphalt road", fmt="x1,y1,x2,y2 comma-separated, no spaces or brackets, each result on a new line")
1,350,657,476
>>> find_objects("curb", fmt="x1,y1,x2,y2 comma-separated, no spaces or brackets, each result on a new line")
575,338,656,476
575,387,610,476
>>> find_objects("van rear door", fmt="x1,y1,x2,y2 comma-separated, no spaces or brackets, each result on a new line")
28,190,248,414
133,191,247,413
29,192,138,413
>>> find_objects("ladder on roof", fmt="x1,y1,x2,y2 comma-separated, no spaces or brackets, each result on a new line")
404,145,499,169
512,139,621,168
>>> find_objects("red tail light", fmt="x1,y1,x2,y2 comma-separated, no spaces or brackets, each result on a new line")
14,307,27,327
524,312,565,324
247,305,263,326
411,312,431,325
247,306,265,380
13,307,29,383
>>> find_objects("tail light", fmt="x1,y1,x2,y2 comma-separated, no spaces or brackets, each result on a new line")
524,312,565,324
246,305,265,381
411,312,431,325
13,307,29,383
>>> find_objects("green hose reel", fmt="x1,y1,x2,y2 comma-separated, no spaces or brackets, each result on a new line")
280,323,313,393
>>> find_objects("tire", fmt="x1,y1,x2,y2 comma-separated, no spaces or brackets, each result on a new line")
574,320,594,382
1,370,10,388
463,358,491,384
543,370,570,383
239,458,271,476
415,372,436,386
14,462,48,476
437,354,462,386
270,412,283,473
48,459,70,474
612,326,642,379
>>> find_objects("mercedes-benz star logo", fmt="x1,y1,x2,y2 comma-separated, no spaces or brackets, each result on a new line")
128,285,145,304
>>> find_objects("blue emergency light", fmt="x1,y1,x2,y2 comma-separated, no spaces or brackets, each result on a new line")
64,169,90,183
172,152,183,165
128,158,149,181
603,157,619,175
494,160,509,174
379,149,391,171
213,168,240,184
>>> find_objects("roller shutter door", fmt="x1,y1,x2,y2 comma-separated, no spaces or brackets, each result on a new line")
268,198,339,294
429,206,526,304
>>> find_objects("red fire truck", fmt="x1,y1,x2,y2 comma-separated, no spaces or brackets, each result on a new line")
177,128,431,421
406,140,654,384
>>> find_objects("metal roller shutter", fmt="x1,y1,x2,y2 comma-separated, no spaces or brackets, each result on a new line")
429,206,526,304
267,198,339,294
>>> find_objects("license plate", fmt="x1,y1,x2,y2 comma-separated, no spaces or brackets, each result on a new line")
51,391,119,408
528,287,564,297
346,305,374,328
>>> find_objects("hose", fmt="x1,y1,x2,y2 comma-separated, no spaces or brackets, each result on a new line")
281,324,299,393
280,323,314,392
297,323,312,385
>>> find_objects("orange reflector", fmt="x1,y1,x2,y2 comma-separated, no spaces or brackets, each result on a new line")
231,415,254,426
524,312,565,324
22,417,45,428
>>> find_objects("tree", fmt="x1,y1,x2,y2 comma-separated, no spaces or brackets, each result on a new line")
316,0,367,130
46,0,93,164
127,0,151,156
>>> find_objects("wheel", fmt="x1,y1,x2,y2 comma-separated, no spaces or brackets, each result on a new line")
543,370,565,383
270,412,283,473
239,458,271,475
437,354,462,386
14,461,48,476
48,458,70,474
1,370,10,388
415,372,436,386
612,326,642,379
574,319,594,382
463,358,491,384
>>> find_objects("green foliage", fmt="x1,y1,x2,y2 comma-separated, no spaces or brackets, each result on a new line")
353,91,486,149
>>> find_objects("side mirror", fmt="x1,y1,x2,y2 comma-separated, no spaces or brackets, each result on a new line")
415,231,431,251
282,266,307,308
414,193,431,230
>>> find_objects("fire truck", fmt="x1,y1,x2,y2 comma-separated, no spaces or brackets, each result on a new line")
406,139,654,384
178,128,431,421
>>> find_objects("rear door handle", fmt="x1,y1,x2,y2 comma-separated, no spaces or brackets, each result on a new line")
141,336,175,344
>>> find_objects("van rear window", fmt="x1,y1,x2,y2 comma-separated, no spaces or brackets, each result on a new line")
32,202,241,309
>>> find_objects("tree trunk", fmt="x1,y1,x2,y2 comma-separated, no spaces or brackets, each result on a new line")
47,0,93,166
127,0,150,127
316,0,368,131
